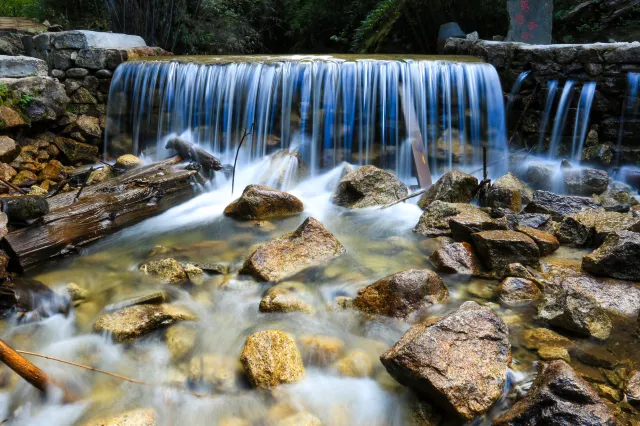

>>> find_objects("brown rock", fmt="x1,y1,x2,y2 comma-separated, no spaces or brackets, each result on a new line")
76,115,102,138
556,210,640,247
380,302,511,420
626,370,640,408
429,241,485,276
139,258,187,284
494,172,533,205
332,165,408,208
516,226,560,256
471,230,540,271
0,106,27,128
82,408,156,426
582,231,640,280
417,170,478,209
11,170,37,186
0,163,17,182
240,330,305,389
116,154,142,169
413,201,497,238
522,328,573,350
259,282,315,314
53,136,98,163
334,350,373,378
224,185,304,220
240,217,345,282
496,277,541,307
494,360,616,426
0,136,21,163
353,269,448,318
38,159,66,182
298,335,344,366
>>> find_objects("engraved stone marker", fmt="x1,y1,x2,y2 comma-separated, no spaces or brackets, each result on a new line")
507,0,554,45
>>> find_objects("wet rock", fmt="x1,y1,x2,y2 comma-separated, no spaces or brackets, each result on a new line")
0,278,69,318
494,172,533,205
471,230,540,271
413,201,496,238
104,291,168,312
87,166,112,184
527,163,555,190
276,413,322,426
537,346,571,363
332,165,408,208
187,355,240,393
496,277,541,307
484,185,522,212
53,136,98,163
563,168,609,196
298,335,344,366
139,258,187,284
75,115,102,139
429,242,485,276
353,269,448,318
115,154,142,169
0,164,17,182
525,190,604,218
224,185,304,220
240,330,305,389
493,360,616,426
39,159,66,181
335,350,373,378
626,370,640,408
240,217,345,282
556,211,640,247
1,195,49,222
259,282,315,314
66,283,89,303
522,327,573,350
11,170,37,186
504,263,536,280
582,231,640,280
93,304,197,343
381,301,511,420
165,324,197,361
570,344,619,369
83,408,156,426
0,136,21,164
0,106,27,128
417,170,478,209
516,226,559,256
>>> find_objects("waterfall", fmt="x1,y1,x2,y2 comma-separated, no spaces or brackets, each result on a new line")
571,82,597,163
616,72,640,166
547,81,576,159
536,80,558,154
505,70,531,115
105,57,508,181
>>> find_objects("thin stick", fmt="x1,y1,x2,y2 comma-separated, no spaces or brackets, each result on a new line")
0,178,27,195
378,189,427,210
16,350,211,399
73,167,93,203
510,147,534,174
468,148,528,176
231,123,254,195
508,84,539,147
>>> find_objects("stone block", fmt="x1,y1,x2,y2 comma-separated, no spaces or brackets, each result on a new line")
51,30,146,50
0,55,48,78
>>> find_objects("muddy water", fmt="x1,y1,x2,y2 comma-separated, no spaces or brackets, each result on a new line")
0,163,638,425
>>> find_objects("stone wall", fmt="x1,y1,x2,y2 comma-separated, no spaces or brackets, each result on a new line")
444,38,640,166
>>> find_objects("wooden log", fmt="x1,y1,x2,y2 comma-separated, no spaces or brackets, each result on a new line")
166,138,223,173
2,159,197,272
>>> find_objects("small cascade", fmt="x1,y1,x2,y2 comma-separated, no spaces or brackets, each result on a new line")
105,57,509,181
616,73,640,166
547,81,576,158
536,80,558,154
571,82,597,163
505,70,531,115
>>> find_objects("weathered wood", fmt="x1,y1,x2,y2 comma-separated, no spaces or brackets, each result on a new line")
166,138,223,173
3,159,197,271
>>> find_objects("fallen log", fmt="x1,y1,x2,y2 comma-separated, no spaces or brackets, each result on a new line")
2,158,197,272
166,138,223,173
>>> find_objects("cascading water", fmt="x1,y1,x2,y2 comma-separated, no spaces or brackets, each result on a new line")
536,80,558,154
505,70,530,115
616,72,640,166
570,82,597,163
105,57,509,181
547,81,576,158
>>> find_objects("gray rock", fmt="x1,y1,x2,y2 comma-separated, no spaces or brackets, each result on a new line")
50,49,74,70
75,49,109,69
413,201,497,238
506,0,553,44
0,33,25,56
494,360,616,426
525,190,604,218
496,277,541,307
95,69,113,78
626,370,640,408
0,136,21,164
65,68,89,78
353,269,449,318
1,195,50,222
51,30,146,50
332,165,407,209
32,33,50,51
51,69,65,79
417,170,478,209
471,230,540,271
429,241,486,276
484,185,522,212
0,55,48,78
582,231,640,280
224,185,304,220
381,301,511,420
556,210,640,247
494,172,533,205
563,168,609,196
527,163,555,190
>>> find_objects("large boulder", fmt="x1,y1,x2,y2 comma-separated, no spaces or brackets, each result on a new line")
413,201,498,239
538,276,640,339
582,231,640,280
1,77,68,122
93,304,197,343
526,163,555,190
563,168,609,196
331,165,408,208
0,55,48,78
494,172,533,205
240,217,345,282
50,31,147,49
380,302,511,420
525,190,603,218
516,226,560,256
417,170,478,209
224,185,304,220
429,242,485,276
240,330,304,389
352,269,449,318
471,230,540,271
483,185,522,212
556,210,640,247
494,360,616,426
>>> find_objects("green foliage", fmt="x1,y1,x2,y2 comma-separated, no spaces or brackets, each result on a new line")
0,83,8,99
17,93,34,110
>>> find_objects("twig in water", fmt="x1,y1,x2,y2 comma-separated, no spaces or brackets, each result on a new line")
378,189,427,210
0,179,27,195
510,147,534,174
468,148,528,176
73,167,93,203
231,123,254,195
46,179,69,199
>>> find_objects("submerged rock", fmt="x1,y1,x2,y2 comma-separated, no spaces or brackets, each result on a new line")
93,304,197,343
240,217,345,282
556,210,640,247
494,360,616,426
334,350,374,378
471,230,540,271
259,282,315,314
380,301,511,420
139,258,187,284
496,277,541,307
276,413,322,426
429,242,485,276
522,327,573,350
83,408,156,426
417,170,478,209
353,269,448,318
516,226,559,256
0,278,69,319
331,165,408,208
582,231,640,280
525,190,603,218
298,335,344,366
240,330,304,389
165,324,198,361
413,201,496,238
494,172,533,205
563,168,609,196
224,185,303,220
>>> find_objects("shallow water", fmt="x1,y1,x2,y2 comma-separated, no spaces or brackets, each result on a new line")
1,159,638,426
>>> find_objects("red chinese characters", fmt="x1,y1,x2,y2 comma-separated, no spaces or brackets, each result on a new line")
520,0,530,12
522,32,533,40
528,21,539,30
515,14,525,25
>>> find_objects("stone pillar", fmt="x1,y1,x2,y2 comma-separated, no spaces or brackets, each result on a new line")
506,0,554,45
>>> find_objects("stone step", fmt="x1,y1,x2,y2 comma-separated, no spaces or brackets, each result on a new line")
34,30,146,51
0,55,48,78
